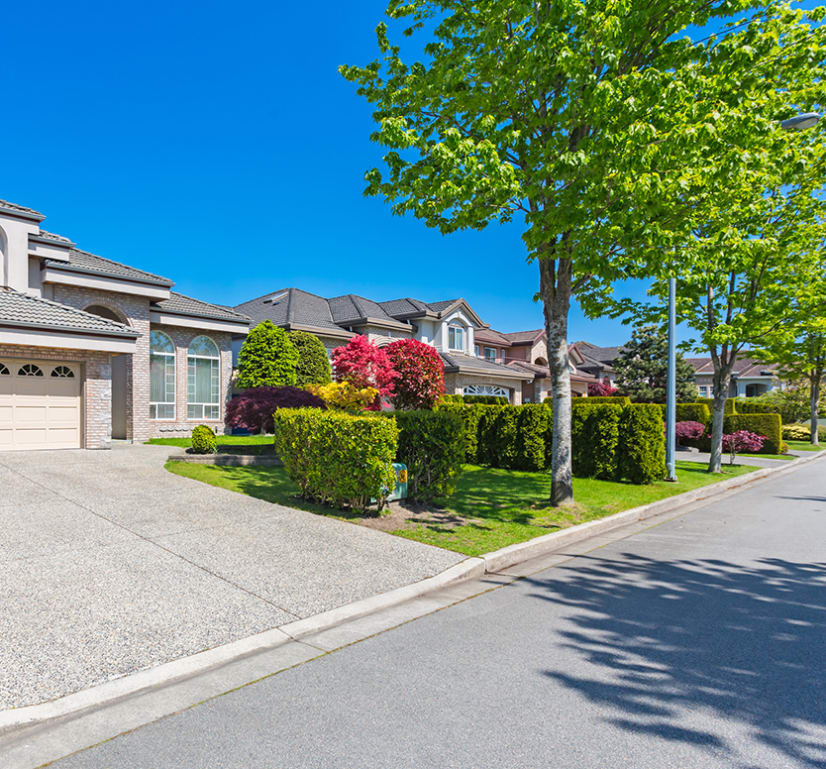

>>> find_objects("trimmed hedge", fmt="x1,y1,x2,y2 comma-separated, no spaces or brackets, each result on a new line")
571,404,622,479
477,405,506,466
697,397,737,415
783,423,826,441
463,394,509,404
577,395,631,406
394,410,465,501
191,424,217,454
731,399,780,415
440,394,464,403
516,404,551,471
724,413,782,454
618,404,666,484
273,409,398,511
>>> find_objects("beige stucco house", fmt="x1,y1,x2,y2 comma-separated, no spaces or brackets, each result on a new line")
0,199,249,451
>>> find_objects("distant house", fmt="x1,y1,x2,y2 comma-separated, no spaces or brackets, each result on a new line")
569,342,620,385
687,357,782,398
235,290,531,404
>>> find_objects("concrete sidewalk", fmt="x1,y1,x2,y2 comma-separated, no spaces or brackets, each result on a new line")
0,445,461,710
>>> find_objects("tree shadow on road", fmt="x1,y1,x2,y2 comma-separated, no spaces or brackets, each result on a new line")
525,554,826,767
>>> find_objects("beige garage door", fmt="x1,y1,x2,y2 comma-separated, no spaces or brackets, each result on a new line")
0,359,81,451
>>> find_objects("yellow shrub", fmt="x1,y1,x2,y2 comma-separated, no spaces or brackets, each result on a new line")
306,381,378,412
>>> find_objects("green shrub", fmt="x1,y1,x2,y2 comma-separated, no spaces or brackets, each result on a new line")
440,393,464,404
494,407,520,469
783,423,826,441
724,413,783,454
580,395,631,406
516,404,551,471
571,404,622,479
676,403,711,425
395,410,465,501
696,397,736,415
463,394,509,404
477,405,505,466
288,330,332,385
191,424,218,454
618,404,666,484
273,409,398,511
237,320,299,388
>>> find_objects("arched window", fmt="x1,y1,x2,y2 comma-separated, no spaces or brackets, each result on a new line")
150,331,176,419
51,365,75,378
19,364,44,377
187,336,220,420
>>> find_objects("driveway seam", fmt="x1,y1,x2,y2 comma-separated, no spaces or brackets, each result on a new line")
0,458,303,621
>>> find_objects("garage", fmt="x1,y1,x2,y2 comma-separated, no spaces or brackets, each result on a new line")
0,359,81,450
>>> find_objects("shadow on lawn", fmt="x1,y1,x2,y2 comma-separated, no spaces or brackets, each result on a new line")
524,554,826,766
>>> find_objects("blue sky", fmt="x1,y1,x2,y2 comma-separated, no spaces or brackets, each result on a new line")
3,1,818,345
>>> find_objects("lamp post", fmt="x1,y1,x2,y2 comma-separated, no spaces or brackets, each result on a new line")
664,111,820,483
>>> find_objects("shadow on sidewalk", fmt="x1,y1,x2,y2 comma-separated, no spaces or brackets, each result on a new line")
525,554,826,766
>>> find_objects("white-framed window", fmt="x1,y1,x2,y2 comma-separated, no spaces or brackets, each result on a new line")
188,335,220,420
474,345,481,357
463,384,509,398
484,347,497,362
698,385,709,397
150,330,176,420
448,325,464,351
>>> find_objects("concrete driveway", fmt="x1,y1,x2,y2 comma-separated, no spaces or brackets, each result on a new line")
0,445,461,709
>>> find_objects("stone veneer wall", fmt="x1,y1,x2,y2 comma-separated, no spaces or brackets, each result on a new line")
0,344,111,448
49,285,150,441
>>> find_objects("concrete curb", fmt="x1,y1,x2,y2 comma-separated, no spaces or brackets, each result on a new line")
2,450,821,737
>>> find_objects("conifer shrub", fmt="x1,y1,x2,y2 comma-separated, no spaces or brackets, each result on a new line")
618,404,666,484
724,413,783,454
237,320,299,388
191,424,218,454
288,330,332,386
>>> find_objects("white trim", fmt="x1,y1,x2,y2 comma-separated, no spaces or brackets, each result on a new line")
187,336,220,420
150,311,249,335
149,330,176,421
463,384,509,397
41,268,172,300
0,328,136,353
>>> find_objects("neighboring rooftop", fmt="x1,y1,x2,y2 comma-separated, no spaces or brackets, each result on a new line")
501,329,545,345
152,292,250,324
0,288,139,337
474,328,513,346
687,357,779,377
574,341,622,365
440,351,527,379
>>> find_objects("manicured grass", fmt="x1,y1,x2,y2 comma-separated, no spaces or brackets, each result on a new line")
167,459,757,557
147,434,274,448
737,452,796,461
786,440,825,453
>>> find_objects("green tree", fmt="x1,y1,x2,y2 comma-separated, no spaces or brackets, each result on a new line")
289,330,332,386
237,320,299,389
613,326,698,403
342,0,825,502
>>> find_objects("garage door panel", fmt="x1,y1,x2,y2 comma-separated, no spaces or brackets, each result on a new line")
0,358,82,451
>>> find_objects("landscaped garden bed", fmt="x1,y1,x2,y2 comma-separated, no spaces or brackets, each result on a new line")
148,434,281,465
166,459,757,557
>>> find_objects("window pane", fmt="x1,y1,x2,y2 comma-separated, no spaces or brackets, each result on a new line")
150,331,174,354
189,335,218,357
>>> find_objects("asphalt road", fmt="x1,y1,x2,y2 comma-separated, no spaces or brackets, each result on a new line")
52,459,826,769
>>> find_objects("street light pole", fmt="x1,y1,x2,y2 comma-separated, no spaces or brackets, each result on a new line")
666,276,677,481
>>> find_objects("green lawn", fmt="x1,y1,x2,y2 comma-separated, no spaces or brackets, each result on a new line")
786,440,825,453
167,459,757,557
147,434,274,448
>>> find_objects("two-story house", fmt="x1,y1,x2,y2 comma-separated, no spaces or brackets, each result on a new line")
235,289,532,403
0,198,249,451
688,357,782,398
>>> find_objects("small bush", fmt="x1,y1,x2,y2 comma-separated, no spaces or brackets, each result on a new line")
273,409,398,511
783,423,826,441
191,424,217,454
394,410,464,501
675,420,706,442
588,380,618,396
463,394,509,404
722,430,766,464
724,413,782,454
618,404,666,484
225,386,326,434
307,381,379,412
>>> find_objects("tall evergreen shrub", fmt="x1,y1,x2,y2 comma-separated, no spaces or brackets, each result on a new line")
618,404,666,484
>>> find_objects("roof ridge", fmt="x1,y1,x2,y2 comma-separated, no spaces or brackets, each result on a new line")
69,248,173,285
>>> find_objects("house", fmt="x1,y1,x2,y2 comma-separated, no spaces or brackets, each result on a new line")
687,357,782,398
569,341,620,385
0,199,249,451
235,290,532,403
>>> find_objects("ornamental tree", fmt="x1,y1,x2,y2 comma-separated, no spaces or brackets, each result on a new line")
237,320,299,389
587,380,618,397
225,386,326,434
675,421,706,443
341,0,826,504
722,430,766,465
385,338,444,410
613,326,698,403
288,330,332,386
332,335,397,406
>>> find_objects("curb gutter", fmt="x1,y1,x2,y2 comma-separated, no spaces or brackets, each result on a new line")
2,450,822,740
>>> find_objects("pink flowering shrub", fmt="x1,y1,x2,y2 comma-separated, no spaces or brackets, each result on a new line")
675,420,706,443
722,430,766,464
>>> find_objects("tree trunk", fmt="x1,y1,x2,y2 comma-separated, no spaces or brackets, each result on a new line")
810,373,820,446
708,366,731,473
539,255,574,506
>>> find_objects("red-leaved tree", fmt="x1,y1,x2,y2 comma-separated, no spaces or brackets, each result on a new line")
587,379,618,397
332,335,397,408
385,338,445,410
226,386,327,434
722,430,766,465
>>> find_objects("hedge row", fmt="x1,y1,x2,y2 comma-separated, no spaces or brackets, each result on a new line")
696,397,737,415
273,409,398,511
724,413,782,454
